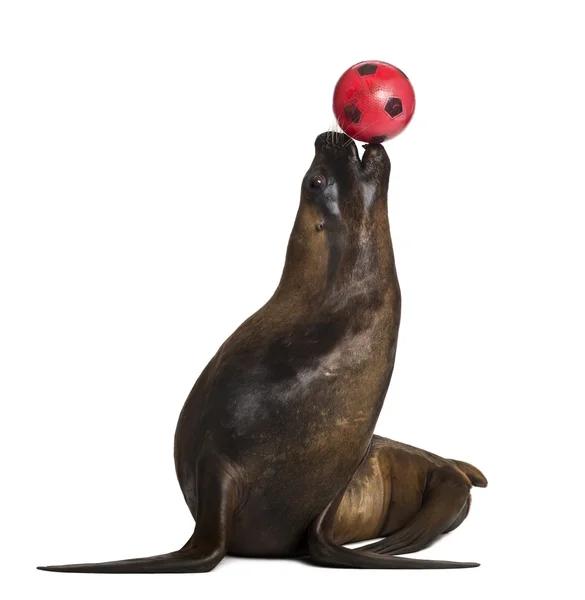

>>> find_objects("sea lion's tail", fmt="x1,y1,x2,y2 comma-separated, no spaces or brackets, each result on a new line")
450,459,488,488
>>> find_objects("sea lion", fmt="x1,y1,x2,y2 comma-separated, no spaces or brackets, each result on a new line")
38,132,483,572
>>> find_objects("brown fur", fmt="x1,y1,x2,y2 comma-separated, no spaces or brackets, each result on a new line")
332,435,487,554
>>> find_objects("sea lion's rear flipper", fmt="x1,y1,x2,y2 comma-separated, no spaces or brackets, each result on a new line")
37,456,237,574
308,484,479,570
356,467,471,556
449,459,488,488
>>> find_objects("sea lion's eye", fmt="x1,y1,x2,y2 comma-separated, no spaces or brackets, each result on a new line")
309,175,326,190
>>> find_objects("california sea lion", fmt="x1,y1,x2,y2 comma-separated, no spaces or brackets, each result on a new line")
39,132,483,572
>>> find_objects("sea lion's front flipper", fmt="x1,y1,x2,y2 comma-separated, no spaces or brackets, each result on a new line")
38,455,237,574
308,487,479,570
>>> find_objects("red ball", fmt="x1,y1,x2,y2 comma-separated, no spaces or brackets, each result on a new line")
333,61,415,143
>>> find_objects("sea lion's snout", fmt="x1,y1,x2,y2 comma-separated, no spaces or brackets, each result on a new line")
314,132,360,164
314,131,355,151
313,132,390,178
305,132,390,220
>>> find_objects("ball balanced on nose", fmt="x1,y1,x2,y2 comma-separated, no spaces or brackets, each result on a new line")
333,60,415,143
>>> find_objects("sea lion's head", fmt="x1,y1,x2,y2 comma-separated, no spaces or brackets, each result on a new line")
303,131,390,231
278,132,394,302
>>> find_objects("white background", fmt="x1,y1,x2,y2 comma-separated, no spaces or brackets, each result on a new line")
1,1,584,598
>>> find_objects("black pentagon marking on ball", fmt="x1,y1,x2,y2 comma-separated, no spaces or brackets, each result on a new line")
344,104,362,123
357,63,378,76
384,97,403,118
370,135,388,144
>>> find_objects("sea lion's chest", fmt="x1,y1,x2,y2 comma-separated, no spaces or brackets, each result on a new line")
208,290,399,454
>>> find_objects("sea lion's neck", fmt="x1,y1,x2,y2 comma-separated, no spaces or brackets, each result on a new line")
273,200,398,315
325,206,398,311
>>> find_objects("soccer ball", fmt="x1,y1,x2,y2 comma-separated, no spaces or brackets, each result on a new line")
333,61,415,143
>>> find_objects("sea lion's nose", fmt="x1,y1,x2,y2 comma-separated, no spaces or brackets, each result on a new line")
314,132,359,162
315,131,354,151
